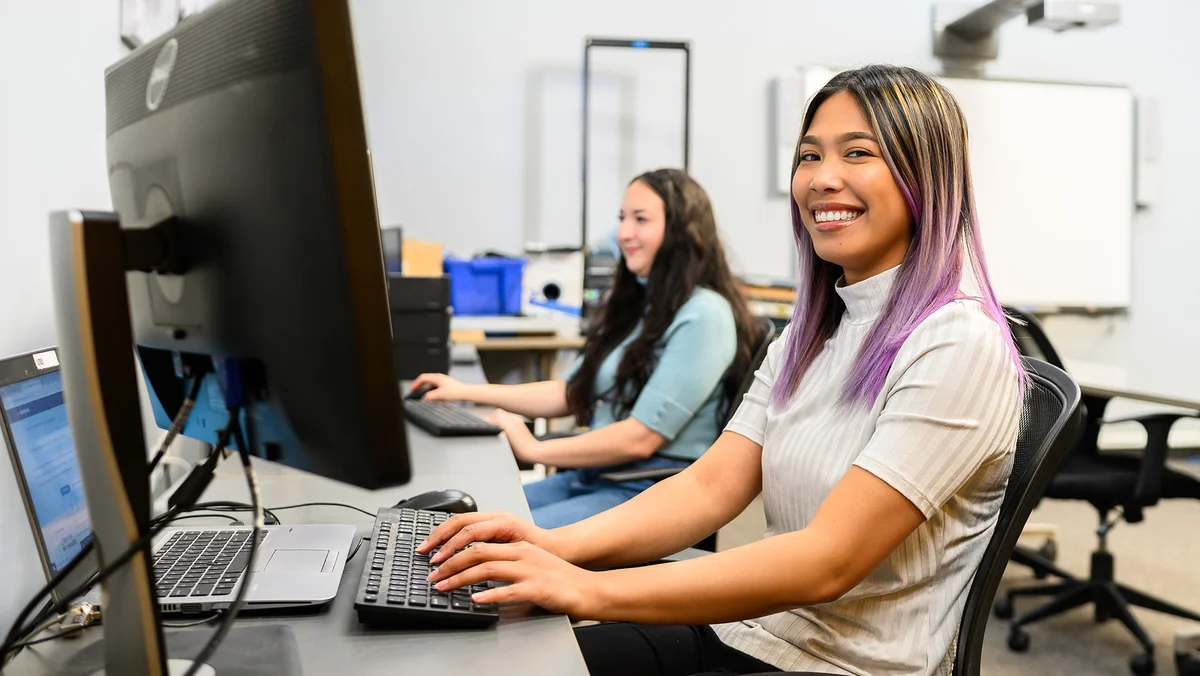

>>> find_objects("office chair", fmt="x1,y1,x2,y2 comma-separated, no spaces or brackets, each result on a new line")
952,358,1083,675
998,308,1200,676
1005,306,1071,570
655,359,1082,676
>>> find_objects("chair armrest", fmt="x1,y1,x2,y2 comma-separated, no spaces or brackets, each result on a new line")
1104,412,1198,508
597,466,685,483
1102,412,1198,426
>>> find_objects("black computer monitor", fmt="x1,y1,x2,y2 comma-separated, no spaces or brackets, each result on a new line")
38,1,410,673
105,0,410,489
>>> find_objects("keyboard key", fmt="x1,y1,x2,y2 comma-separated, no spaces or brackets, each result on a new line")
408,596,427,607
451,599,471,611
170,588,191,597
191,584,214,596
430,597,449,609
387,596,405,605
213,586,235,596
363,594,378,603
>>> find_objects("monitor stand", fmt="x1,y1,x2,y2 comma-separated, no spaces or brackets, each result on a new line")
48,210,300,676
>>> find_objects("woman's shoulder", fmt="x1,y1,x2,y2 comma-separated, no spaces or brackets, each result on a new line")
903,297,1010,358
662,287,736,339
677,286,734,320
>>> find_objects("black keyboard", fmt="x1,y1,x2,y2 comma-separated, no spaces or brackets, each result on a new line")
354,507,500,628
403,400,502,437
153,529,268,599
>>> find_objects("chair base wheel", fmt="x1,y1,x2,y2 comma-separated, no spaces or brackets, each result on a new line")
1176,652,1200,676
1130,652,1155,676
993,597,1014,620
1037,540,1057,563
1007,628,1030,653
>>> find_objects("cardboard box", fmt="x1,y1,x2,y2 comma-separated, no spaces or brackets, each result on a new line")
402,239,443,277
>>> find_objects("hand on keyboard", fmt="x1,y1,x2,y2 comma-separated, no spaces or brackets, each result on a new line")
480,409,539,463
418,511,557,565
427,538,599,618
409,373,472,402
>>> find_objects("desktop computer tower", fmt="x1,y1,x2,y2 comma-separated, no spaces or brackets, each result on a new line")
388,275,451,379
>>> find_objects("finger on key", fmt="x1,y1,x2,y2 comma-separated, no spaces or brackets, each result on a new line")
434,557,522,593
416,512,488,554
430,520,500,564
429,541,492,582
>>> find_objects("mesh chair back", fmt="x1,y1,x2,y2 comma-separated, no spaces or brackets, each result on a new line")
722,316,778,427
953,359,1082,675
1004,306,1065,370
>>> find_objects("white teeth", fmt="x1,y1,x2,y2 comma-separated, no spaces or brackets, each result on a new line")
814,209,861,222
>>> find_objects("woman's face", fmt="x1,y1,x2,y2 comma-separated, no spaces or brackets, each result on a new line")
792,91,912,285
616,180,667,279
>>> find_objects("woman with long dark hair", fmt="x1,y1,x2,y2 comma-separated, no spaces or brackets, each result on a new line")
412,168,761,528
416,64,1026,676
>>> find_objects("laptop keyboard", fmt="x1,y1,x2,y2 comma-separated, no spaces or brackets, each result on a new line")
153,529,268,598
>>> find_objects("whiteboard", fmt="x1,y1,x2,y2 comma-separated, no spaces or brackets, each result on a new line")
781,69,1134,309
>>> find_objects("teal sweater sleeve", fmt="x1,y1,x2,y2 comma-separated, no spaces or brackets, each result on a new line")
628,290,736,440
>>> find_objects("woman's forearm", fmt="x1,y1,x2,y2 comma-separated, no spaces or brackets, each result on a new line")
551,432,762,569
462,381,570,419
522,419,663,468
586,529,840,625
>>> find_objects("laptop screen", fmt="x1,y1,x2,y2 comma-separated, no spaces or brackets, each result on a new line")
0,370,93,573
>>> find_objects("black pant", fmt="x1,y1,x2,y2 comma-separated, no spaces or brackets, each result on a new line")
574,622,822,676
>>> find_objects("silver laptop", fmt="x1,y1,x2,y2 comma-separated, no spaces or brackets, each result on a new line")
0,347,357,615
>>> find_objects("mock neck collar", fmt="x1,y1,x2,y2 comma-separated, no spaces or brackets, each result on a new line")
835,265,901,325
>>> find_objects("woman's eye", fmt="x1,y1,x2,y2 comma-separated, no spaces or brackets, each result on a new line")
799,152,820,162
846,149,871,158
636,217,648,224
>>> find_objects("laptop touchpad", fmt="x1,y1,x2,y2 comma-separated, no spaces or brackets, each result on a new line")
265,549,330,573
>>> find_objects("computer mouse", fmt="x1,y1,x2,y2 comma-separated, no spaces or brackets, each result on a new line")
405,385,433,401
393,489,478,514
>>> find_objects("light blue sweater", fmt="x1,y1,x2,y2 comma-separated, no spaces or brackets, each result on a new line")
567,287,737,461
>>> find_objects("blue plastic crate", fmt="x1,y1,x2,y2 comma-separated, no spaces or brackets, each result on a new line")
444,256,526,316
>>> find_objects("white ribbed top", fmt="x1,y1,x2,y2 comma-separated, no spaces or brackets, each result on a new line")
712,266,1020,676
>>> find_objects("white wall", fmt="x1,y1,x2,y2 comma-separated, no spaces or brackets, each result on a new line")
0,0,127,637
0,0,201,636
349,0,1200,397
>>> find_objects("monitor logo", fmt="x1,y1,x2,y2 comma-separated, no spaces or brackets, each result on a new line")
146,38,179,112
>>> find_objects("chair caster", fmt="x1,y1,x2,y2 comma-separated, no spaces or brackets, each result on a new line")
1036,540,1057,562
1007,628,1030,652
1130,652,1155,676
1176,651,1200,676
993,597,1014,620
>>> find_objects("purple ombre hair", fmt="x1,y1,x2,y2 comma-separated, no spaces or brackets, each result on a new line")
771,64,1024,408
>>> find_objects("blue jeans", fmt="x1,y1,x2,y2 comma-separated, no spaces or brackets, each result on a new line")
523,456,690,529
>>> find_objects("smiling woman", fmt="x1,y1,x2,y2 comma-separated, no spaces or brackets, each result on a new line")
411,168,763,529
412,65,1027,676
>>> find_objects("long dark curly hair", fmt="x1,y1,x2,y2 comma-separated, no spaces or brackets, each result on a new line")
566,168,762,426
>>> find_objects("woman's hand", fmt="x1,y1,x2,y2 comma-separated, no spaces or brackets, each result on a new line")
485,409,541,463
409,373,474,402
416,510,563,563
427,540,602,617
